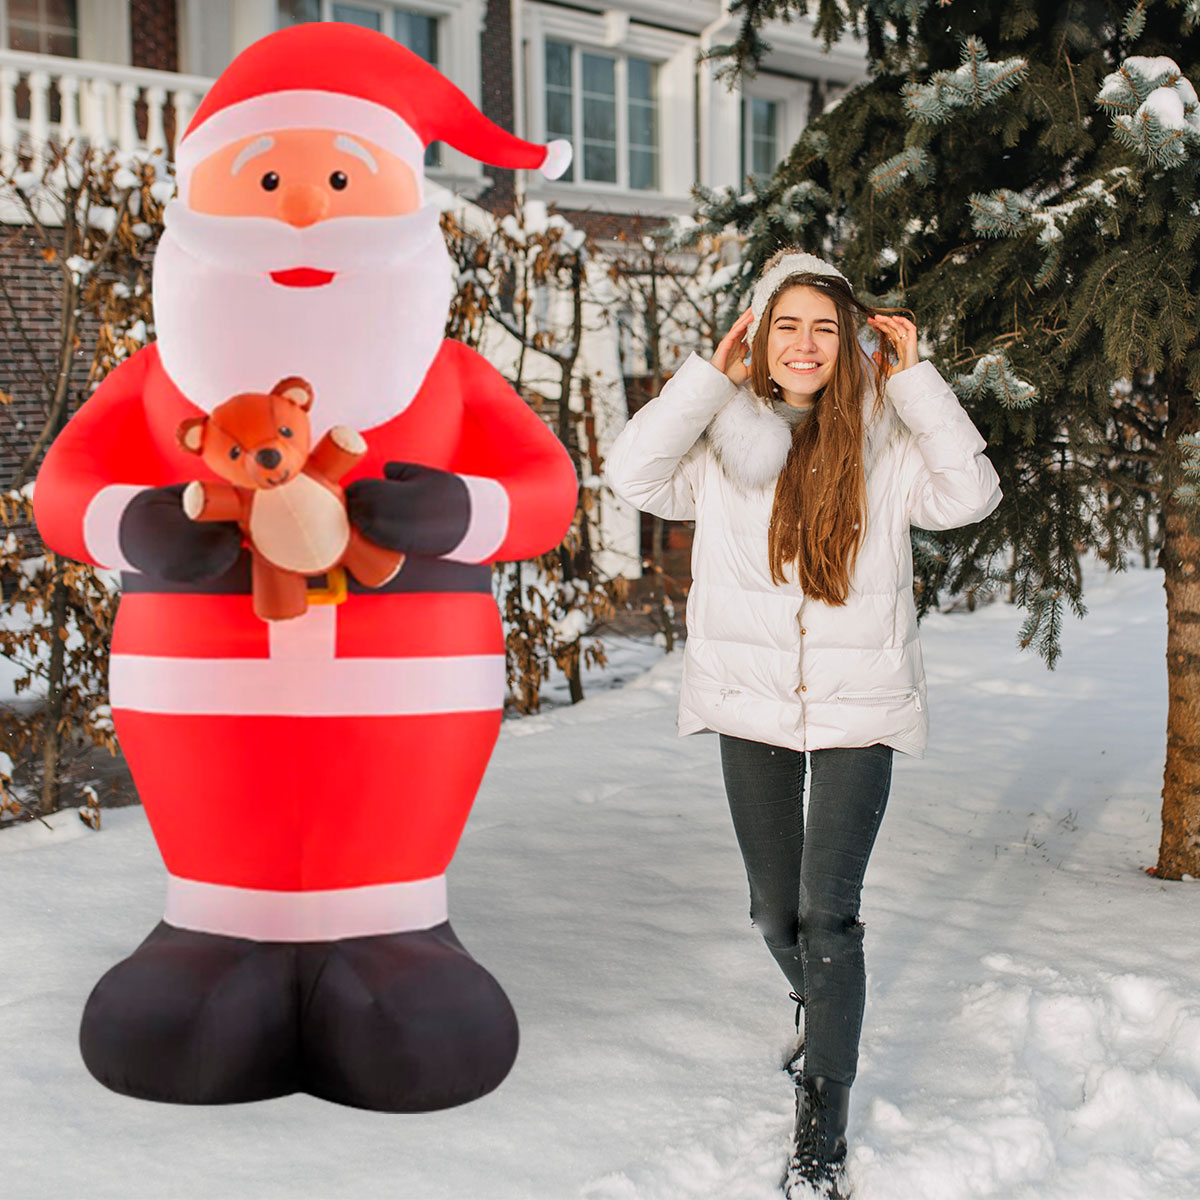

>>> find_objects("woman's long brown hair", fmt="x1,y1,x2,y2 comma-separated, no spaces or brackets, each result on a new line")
750,254,909,604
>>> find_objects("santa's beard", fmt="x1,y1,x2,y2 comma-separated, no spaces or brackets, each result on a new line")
151,200,454,437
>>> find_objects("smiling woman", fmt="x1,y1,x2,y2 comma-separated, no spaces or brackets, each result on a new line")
603,245,1003,1198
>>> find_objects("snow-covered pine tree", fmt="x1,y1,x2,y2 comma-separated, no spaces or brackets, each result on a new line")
690,0,1200,878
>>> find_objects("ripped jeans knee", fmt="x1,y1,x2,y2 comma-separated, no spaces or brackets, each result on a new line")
749,904,800,952
799,909,866,960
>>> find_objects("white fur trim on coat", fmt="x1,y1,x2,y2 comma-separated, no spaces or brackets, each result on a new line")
701,356,908,494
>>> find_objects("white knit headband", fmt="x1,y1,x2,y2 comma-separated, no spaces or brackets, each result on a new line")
747,252,852,344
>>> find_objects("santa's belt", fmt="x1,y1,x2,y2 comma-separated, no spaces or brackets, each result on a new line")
164,874,449,942
120,552,491,595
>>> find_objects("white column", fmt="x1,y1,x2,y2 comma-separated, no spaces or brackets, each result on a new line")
93,78,115,149
698,60,743,191
57,74,80,151
28,70,50,169
145,85,167,152
230,0,275,55
171,88,197,158
0,68,17,171
581,257,641,580
117,81,139,153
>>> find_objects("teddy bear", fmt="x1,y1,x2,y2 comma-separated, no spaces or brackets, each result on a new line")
177,376,404,620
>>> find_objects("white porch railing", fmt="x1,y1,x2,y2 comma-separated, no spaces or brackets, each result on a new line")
0,49,213,169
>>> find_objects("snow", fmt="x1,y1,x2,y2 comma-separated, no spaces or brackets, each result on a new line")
64,255,92,282
148,179,176,204
2,552,1198,1199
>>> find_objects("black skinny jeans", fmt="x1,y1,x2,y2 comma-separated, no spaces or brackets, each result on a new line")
718,735,894,1087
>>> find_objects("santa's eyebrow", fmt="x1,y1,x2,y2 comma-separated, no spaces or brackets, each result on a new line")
334,135,378,174
231,136,275,176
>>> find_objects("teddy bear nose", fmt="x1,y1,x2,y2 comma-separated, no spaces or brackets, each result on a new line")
256,448,283,470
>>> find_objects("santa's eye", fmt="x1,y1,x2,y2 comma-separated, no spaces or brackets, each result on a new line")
279,426,293,438
329,171,348,191
260,172,280,191
229,446,242,461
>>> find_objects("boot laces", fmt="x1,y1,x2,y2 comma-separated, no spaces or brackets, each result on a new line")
788,990,804,1032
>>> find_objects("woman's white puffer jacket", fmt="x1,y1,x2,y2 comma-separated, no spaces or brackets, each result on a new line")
603,351,1002,758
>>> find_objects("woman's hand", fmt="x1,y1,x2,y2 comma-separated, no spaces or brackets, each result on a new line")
867,314,920,377
711,307,755,387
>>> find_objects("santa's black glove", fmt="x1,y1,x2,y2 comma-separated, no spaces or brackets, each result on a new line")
346,463,475,557
118,484,243,582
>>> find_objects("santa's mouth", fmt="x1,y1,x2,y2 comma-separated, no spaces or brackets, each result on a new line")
269,268,336,288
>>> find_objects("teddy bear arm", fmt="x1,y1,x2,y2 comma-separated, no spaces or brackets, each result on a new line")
307,427,366,483
184,480,248,523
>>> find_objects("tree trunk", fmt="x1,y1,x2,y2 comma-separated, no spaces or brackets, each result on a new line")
1156,376,1200,879
565,644,584,705
650,515,674,653
39,565,70,816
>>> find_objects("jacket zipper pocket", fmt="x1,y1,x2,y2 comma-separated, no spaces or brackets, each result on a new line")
718,687,743,706
835,687,922,712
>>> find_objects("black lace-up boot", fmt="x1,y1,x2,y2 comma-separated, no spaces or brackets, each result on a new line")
783,1074,851,1199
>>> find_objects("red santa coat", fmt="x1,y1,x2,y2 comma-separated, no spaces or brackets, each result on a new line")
34,339,578,941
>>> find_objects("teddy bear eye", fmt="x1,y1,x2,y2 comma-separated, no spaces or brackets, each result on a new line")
279,426,293,438
229,446,242,461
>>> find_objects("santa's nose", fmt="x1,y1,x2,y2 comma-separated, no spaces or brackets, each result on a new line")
277,183,330,228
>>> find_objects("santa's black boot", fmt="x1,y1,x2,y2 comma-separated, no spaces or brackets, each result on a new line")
298,921,519,1112
79,921,299,1104
783,1075,851,1199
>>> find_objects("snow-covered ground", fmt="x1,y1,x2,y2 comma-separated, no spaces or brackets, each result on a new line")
2,552,1197,1200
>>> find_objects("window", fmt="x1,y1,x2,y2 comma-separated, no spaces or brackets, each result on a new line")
741,96,779,183
5,0,78,57
277,1,442,167
544,39,659,192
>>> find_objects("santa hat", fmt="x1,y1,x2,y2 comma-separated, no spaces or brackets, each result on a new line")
176,22,572,201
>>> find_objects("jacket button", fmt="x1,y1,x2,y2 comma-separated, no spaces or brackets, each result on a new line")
800,627,807,635
800,685,807,692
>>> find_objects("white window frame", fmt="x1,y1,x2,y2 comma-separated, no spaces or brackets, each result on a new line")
544,40,658,193
524,1,695,215
1,0,136,65
289,0,485,190
738,73,810,187
0,0,81,57
182,0,486,194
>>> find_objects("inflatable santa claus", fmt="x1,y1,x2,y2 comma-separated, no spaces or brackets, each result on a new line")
32,22,578,1109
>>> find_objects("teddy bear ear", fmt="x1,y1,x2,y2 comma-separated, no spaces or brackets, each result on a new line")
271,376,314,411
177,418,207,454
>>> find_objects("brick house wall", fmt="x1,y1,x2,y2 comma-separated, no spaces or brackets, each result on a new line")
474,0,515,215
0,227,104,504
130,0,178,72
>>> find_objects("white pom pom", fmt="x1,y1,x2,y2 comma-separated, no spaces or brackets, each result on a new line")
541,139,573,180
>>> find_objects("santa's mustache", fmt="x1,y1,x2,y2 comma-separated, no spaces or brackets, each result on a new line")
161,200,445,275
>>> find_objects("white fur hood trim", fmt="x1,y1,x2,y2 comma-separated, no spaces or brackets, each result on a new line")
702,371,908,493
702,389,794,492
